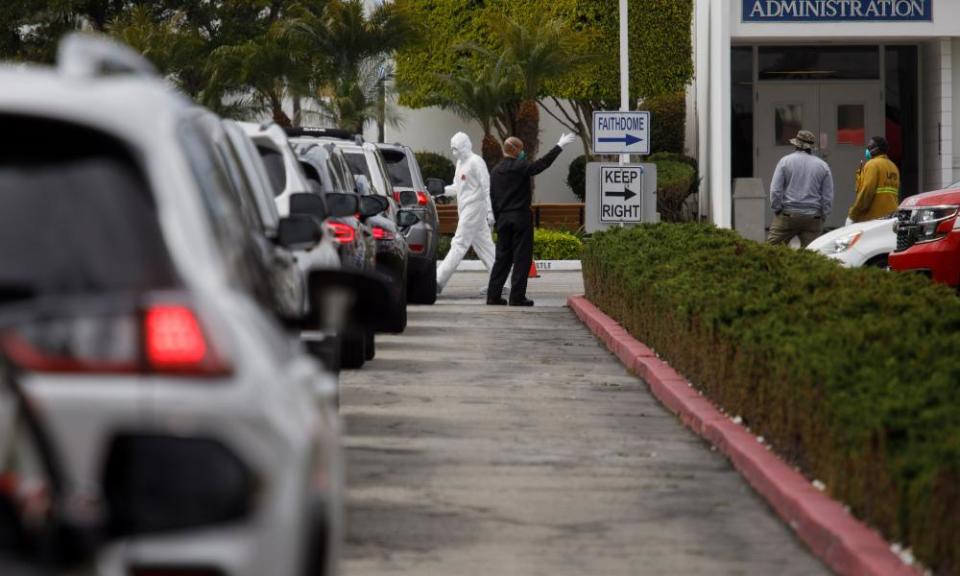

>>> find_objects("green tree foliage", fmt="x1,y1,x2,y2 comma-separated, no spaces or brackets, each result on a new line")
395,0,693,155
414,151,454,183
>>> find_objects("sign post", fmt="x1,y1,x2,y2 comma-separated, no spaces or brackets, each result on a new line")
619,0,629,166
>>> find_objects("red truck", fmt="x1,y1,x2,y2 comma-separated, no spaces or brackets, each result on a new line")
889,183,960,286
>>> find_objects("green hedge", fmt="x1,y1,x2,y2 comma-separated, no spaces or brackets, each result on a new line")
649,158,695,222
533,228,582,260
438,228,582,261
644,91,686,154
414,151,455,184
567,154,587,202
583,224,960,575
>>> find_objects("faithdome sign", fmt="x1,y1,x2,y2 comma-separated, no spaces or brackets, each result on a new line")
743,0,932,21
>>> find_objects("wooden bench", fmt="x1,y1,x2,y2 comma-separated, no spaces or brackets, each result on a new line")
436,203,585,235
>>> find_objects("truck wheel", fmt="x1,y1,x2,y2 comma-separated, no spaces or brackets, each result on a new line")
407,259,437,305
865,254,889,268
364,330,376,361
340,328,366,369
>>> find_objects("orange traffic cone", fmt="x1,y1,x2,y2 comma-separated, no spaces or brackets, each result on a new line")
528,260,540,278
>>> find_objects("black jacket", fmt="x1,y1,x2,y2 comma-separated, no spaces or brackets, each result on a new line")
490,145,563,219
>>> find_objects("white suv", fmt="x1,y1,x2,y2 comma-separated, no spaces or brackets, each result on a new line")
0,34,341,576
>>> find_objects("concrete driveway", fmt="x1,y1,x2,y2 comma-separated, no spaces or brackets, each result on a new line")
340,271,829,576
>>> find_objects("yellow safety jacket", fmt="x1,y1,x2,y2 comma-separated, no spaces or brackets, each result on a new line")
848,154,900,222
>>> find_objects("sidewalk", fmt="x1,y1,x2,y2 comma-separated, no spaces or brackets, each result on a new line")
340,271,829,575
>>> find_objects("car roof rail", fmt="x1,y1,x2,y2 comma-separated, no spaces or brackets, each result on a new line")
285,126,359,141
57,33,158,80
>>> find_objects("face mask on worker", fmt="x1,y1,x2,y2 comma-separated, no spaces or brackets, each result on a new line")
864,148,872,161
517,150,527,161
450,132,473,162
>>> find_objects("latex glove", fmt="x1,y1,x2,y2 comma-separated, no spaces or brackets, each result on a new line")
557,132,577,148
844,217,854,227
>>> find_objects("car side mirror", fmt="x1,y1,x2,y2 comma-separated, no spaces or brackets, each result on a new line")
355,174,371,196
397,210,420,228
289,192,327,221
278,215,323,249
359,195,389,218
426,177,446,197
324,193,361,218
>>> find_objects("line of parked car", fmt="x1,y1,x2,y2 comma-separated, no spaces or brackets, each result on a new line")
0,34,446,576
808,178,960,289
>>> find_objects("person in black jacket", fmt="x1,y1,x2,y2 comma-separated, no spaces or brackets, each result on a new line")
487,133,577,306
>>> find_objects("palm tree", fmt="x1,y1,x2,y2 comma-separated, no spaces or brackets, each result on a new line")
495,17,593,160
281,0,412,130
437,54,517,169
309,57,403,134
204,21,313,124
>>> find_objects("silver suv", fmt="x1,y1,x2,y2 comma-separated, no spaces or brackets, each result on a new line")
376,143,444,304
0,34,346,576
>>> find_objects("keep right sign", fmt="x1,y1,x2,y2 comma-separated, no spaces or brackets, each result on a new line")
600,165,644,223
585,162,658,233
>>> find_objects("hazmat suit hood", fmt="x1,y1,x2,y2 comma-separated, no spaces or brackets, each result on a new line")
451,132,473,162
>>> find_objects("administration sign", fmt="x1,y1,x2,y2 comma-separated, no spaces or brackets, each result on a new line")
592,111,650,155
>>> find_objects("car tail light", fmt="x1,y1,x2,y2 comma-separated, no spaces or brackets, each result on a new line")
144,305,227,374
0,301,230,377
392,191,403,204
372,226,395,240
326,221,356,244
408,243,425,253
416,191,429,206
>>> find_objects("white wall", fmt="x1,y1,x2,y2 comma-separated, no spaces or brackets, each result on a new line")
922,38,954,191
953,37,960,182
367,100,587,204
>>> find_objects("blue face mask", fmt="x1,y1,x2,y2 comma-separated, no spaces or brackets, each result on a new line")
864,148,872,161
518,151,527,161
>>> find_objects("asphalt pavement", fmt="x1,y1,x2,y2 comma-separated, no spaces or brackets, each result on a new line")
340,271,830,576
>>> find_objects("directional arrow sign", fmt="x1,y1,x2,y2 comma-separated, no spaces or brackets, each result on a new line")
598,134,644,147
599,166,644,224
592,111,650,155
604,187,637,201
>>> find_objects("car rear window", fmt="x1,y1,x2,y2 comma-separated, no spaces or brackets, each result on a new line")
0,117,177,302
380,148,414,188
344,152,371,181
257,145,286,197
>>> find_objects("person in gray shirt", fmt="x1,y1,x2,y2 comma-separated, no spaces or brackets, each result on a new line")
766,129,834,247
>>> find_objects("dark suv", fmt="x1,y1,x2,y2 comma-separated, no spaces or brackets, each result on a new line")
376,143,443,304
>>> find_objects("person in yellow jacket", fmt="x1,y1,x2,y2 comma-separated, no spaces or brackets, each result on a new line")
847,136,900,224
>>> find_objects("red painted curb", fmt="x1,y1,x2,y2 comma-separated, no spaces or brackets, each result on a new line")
568,295,919,576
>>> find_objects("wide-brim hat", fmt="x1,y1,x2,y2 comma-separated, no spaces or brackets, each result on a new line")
789,130,816,150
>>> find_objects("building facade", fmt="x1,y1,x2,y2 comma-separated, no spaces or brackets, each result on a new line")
696,0,960,229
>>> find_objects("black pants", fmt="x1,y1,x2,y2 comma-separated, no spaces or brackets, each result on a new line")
487,211,533,302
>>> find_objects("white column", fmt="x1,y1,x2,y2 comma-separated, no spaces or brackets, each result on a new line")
708,0,732,227
695,0,712,220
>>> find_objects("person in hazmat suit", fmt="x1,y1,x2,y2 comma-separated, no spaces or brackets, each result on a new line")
436,132,499,294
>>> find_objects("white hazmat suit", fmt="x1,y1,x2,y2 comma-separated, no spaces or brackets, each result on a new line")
436,132,498,293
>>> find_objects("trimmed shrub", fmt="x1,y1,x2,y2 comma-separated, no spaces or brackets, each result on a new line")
533,228,583,260
583,223,960,575
650,158,696,223
414,151,455,184
567,154,587,202
438,228,582,261
644,91,686,154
